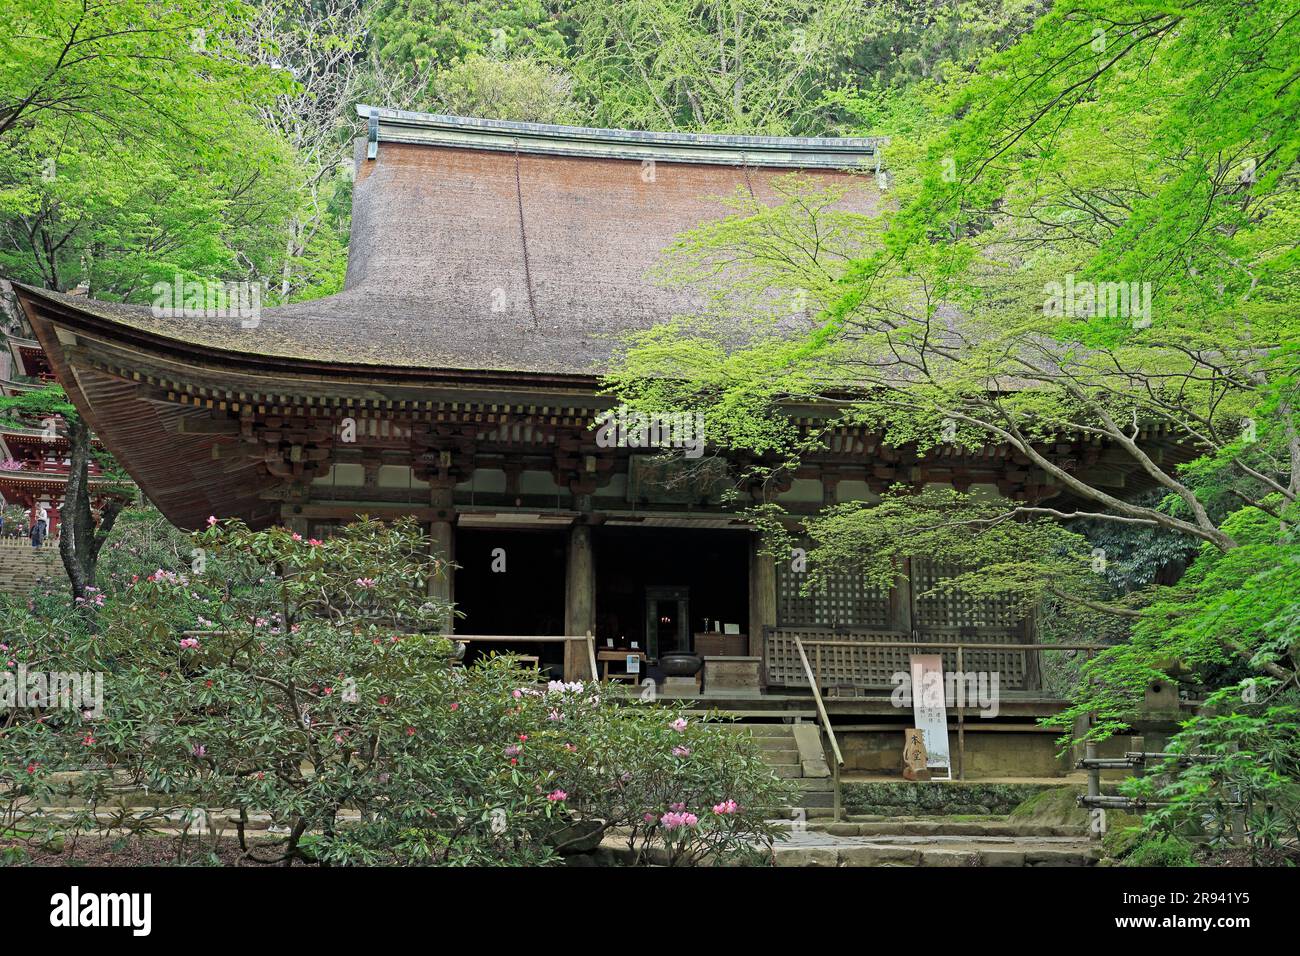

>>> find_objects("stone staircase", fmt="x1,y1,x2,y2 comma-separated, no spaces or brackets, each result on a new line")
0,541,61,595
729,719,1099,866
769,818,1099,866
728,718,836,820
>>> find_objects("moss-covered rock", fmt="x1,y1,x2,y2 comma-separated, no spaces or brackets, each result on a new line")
1100,811,1144,861
843,782,1050,817
1008,786,1092,827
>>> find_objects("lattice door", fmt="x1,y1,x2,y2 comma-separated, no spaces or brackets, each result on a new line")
769,556,1034,689
777,557,893,628
910,557,1030,689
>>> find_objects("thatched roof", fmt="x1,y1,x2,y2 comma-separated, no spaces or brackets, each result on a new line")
18,109,880,378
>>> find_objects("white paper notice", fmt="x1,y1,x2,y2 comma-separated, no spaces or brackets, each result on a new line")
910,654,951,776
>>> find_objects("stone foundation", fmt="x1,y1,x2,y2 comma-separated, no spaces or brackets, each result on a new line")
841,728,1070,779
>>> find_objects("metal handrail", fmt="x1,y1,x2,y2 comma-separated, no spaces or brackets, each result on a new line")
792,633,844,821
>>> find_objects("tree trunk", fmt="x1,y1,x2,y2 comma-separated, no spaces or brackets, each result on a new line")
58,418,123,600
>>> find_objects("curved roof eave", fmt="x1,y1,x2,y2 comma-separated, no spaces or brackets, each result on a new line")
12,283,599,391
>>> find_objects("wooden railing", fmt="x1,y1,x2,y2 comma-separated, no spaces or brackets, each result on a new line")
0,536,59,548
792,634,844,821
795,637,1110,780
445,633,599,682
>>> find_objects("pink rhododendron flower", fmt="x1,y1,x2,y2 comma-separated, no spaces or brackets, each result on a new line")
504,745,521,757
179,637,199,650
547,680,585,694
669,717,688,732
712,799,740,815
207,515,217,526
191,744,207,757
355,577,377,588
308,538,322,546
643,812,657,824
672,746,691,758
660,811,698,830
449,702,460,711
547,789,567,802
547,709,563,722
291,533,302,541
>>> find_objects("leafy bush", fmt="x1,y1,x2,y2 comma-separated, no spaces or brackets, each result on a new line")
1124,834,1196,868
2,515,790,865
1122,682,1300,864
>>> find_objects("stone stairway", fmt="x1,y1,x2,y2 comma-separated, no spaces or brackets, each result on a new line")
728,718,836,820
0,541,61,595
769,818,1099,866
729,720,1099,866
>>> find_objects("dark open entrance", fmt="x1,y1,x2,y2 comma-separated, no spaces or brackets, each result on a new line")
594,527,748,659
454,528,566,673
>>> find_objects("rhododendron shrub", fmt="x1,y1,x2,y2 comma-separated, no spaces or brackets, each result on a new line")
296,671,793,866
2,518,790,865
512,696,797,865
0,596,114,847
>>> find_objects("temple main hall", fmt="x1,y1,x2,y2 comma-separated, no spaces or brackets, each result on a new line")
14,108,1169,712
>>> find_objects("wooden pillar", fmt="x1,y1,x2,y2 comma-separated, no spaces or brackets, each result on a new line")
895,557,915,639
747,533,777,686
1069,708,1092,774
564,522,595,680
956,644,966,780
1022,607,1042,691
429,482,455,630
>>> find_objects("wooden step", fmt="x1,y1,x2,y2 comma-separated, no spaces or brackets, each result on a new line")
817,820,1087,838
773,840,1098,867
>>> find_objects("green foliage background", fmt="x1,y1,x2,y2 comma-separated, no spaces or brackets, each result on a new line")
2,0,1298,864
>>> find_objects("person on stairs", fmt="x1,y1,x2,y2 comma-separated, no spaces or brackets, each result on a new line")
31,504,48,548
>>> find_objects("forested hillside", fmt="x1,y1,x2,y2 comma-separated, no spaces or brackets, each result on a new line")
0,0,1043,304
